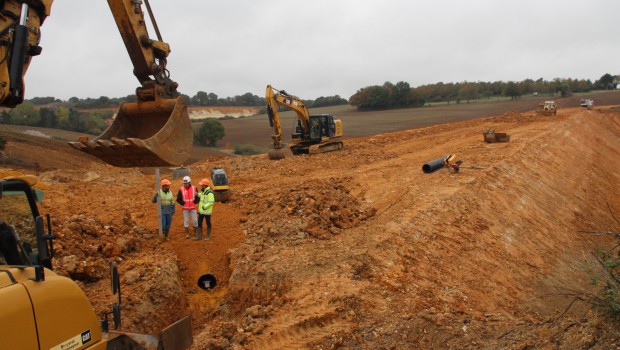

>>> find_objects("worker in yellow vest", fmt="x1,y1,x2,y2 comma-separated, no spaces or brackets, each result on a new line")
152,179,175,241
198,178,215,240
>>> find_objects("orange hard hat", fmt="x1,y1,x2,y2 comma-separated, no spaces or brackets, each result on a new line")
160,179,171,186
199,178,210,186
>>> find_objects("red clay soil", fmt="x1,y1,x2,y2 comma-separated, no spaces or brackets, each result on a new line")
1,104,620,349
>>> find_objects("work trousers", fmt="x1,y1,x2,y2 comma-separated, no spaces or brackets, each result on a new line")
183,210,198,228
161,213,173,231
198,213,212,229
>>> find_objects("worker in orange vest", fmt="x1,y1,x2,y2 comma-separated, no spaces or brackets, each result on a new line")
176,176,199,239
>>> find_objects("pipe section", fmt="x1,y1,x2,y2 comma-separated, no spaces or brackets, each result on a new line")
422,157,446,173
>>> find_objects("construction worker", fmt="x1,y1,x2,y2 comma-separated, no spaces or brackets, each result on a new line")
176,176,199,239
198,178,215,240
152,179,175,241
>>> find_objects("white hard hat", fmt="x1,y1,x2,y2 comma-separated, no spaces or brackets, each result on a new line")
182,176,191,183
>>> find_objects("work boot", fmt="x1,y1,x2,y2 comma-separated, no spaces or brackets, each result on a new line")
193,226,202,241
205,227,211,241
164,229,170,241
184,227,190,239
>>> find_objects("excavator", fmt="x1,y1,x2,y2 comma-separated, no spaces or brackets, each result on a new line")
0,0,192,167
265,85,343,160
0,0,193,348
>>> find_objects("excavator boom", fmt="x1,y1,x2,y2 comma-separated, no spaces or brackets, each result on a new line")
0,0,192,167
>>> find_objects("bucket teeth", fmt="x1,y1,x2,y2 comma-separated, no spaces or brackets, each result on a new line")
67,96,192,168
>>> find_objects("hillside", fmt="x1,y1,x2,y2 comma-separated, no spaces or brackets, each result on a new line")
1,102,619,349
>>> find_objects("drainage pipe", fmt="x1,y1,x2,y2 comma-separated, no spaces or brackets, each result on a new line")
422,157,446,173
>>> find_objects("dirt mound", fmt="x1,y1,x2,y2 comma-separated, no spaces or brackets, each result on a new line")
238,178,376,240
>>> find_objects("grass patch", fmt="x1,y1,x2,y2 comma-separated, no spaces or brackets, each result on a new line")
233,144,265,156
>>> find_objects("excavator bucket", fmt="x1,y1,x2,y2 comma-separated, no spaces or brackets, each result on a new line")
268,144,294,160
69,96,192,167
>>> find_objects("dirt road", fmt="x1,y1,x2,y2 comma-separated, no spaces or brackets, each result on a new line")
1,104,619,349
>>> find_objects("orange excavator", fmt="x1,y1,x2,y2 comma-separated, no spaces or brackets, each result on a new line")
0,0,192,167
265,85,343,160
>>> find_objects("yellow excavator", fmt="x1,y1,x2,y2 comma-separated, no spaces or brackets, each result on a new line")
0,0,192,167
265,85,343,160
0,173,192,349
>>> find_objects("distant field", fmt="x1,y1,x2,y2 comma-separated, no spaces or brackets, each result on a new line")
4,90,618,164
212,90,620,149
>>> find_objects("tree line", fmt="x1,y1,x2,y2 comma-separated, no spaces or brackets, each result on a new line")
348,74,619,110
0,101,110,135
25,91,349,110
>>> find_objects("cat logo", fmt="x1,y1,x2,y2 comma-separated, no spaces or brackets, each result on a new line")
81,330,92,345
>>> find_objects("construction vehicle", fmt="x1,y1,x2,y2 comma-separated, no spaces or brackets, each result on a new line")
265,85,343,160
0,173,192,349
536,100,558,116
0,0,192,168
580,99,594,110
210,167,230,203
483,128,510,143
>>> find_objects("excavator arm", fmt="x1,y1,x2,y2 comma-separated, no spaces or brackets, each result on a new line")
0,0,52,107
0,0,192,167
265,85,310,151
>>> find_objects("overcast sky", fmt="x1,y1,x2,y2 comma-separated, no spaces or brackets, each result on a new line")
24,0,620,101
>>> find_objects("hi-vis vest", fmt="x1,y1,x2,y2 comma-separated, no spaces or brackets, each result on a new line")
199,188,215,215
158,189,174,206
180,185,197,211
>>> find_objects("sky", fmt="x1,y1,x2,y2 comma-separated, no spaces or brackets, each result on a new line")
24,0,620,101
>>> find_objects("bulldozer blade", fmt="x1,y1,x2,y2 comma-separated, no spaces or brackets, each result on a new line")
268,144,294,160
69,97,192,167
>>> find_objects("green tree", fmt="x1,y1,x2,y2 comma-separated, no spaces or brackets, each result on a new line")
458,83,479,102
595,73,615,90
39,107,57,128
503,82,521,100
9,101,39,125
55,107,72,129
191,91,209,106
1,110,11,124
195,119,225,147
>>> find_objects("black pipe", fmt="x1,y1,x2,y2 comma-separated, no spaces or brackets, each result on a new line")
422,157,445,173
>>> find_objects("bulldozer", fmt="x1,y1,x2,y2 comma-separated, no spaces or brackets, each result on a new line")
0,173,193,349
536,100,558,116
265,85,343,160
0,0,192,168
